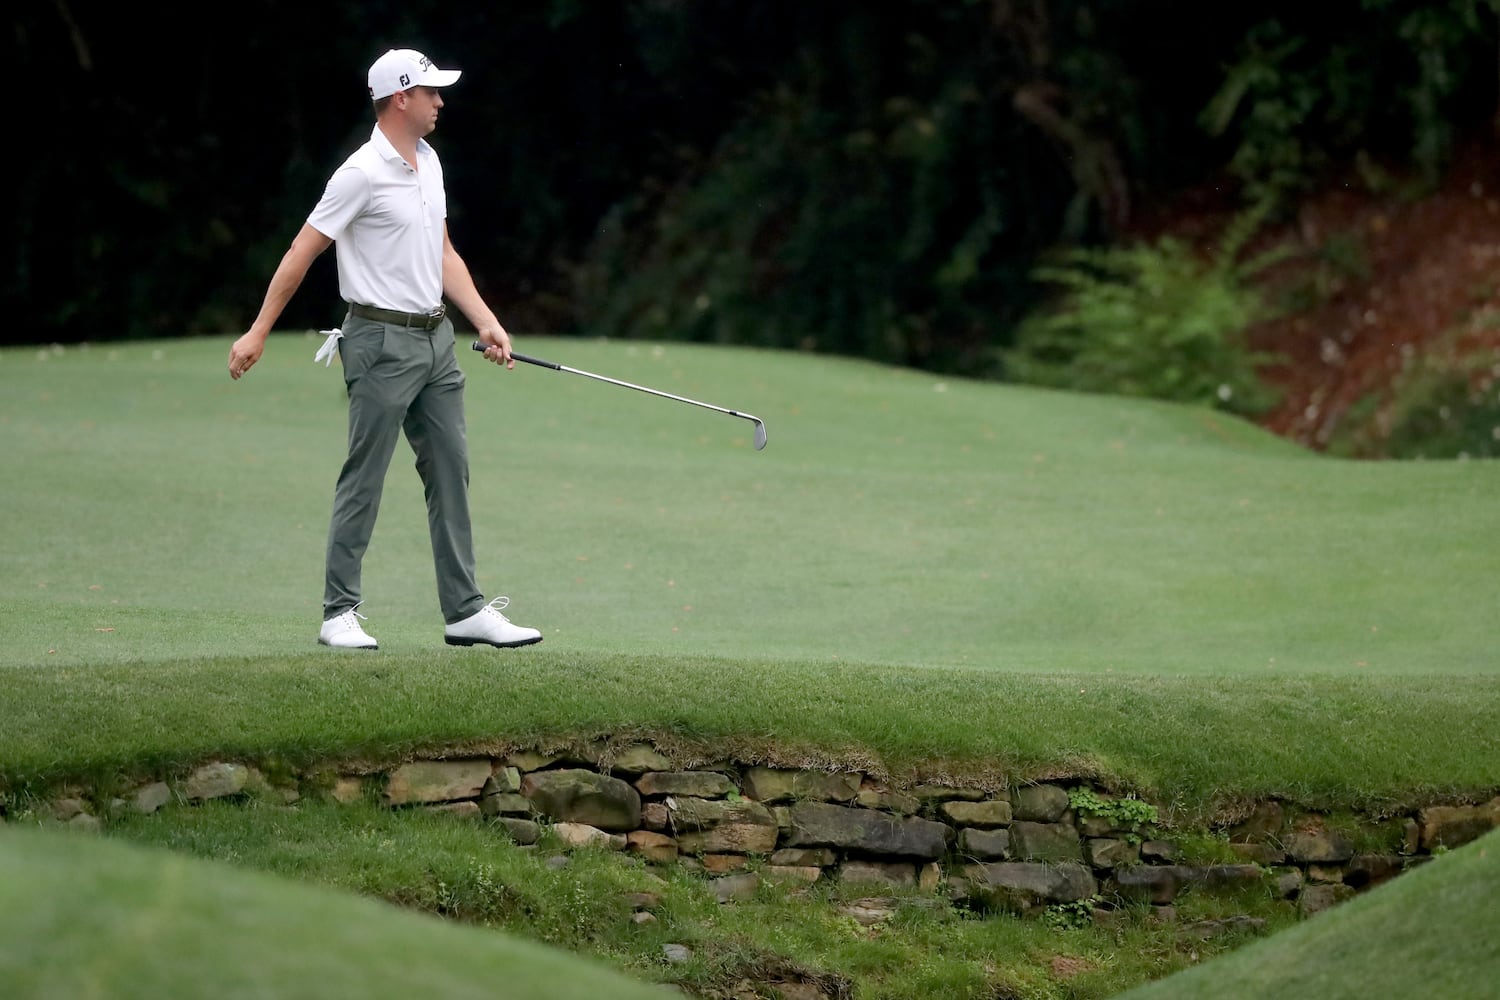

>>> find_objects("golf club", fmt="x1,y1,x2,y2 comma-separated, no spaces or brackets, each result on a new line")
472,342,767,451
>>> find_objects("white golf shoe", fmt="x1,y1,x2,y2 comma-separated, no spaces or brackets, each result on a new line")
444,596,542,649
318,602,378,649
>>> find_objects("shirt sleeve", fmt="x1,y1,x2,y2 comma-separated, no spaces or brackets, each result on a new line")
306,165,368,241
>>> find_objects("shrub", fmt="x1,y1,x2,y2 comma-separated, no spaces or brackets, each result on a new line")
1003,209,1287,414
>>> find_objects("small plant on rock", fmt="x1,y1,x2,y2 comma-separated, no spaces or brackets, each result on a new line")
1069,788,1159,844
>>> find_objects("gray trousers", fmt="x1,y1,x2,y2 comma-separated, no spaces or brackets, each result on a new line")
323,311,484,625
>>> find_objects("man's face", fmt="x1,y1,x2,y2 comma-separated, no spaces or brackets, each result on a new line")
399,86,444,136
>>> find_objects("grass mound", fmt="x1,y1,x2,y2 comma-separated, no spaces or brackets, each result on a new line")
1112,829,1500,999
0,824,674,1000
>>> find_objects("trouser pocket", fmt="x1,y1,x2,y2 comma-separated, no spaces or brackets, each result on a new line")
339,317,390,387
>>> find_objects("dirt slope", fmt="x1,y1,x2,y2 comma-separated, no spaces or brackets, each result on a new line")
1138,135,1500,455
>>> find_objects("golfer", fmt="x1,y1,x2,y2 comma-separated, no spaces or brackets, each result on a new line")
227,48,541,652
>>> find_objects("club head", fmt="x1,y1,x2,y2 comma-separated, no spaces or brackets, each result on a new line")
751,418,767,450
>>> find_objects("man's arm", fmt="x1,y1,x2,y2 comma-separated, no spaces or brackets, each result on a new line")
228,223,334,380
442,224,514,368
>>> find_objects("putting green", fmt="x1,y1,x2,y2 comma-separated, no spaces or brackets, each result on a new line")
2,335,1496,676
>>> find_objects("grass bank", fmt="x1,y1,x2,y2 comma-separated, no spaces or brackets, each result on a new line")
1,652,1495,819
87,798,1299,1000
23,801,1494,1000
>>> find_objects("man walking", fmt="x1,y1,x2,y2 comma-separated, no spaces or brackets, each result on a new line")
227,48,541,652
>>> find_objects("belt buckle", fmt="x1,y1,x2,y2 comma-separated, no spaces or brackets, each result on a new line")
424,307,444,330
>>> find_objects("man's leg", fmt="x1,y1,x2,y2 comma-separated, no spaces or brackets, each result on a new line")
402,321,484,624
324,318,422,620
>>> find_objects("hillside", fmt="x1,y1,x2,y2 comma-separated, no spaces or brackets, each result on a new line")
1134,134,1500,457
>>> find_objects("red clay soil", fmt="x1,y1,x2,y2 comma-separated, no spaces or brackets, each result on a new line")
1137,134,1500,452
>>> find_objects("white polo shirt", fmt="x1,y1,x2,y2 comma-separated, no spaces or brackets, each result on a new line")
307,125,447,313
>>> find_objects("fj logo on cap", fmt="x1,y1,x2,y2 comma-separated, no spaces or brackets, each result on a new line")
399,73,410,87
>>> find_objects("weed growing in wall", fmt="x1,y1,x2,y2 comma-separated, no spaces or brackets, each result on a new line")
1069,788,1159,844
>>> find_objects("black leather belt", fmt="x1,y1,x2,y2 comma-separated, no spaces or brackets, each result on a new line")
349,303,447,330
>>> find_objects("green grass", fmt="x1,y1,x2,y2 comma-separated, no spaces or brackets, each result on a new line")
1,335,1498,815
0,822,675,1000
4,335,1498,999
1114,829,1500,999
12,789,1494,1000
2,655,1494,818
4,335,1497,675
77,798,1295,1000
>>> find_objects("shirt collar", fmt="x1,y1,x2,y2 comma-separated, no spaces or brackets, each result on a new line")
369,125,434,168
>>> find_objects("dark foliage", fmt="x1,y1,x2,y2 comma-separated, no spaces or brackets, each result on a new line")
8,1,1498,376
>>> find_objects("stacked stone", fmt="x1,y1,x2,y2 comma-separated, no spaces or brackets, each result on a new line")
31,750,1500,925
753,769,949,890
942,781,1097,914
1195,799,1478,917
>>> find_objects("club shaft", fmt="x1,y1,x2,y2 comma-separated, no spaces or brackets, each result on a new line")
537,360,754,421
477,343,759,423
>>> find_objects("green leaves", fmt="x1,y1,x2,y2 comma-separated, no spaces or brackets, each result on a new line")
1004,210,1287,414
1069,788,1159,834
1200,5,1494,212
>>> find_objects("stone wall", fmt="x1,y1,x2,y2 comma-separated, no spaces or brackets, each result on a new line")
13,746,1500,925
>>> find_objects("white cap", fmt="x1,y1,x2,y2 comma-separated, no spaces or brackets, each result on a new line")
367,48,461,100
